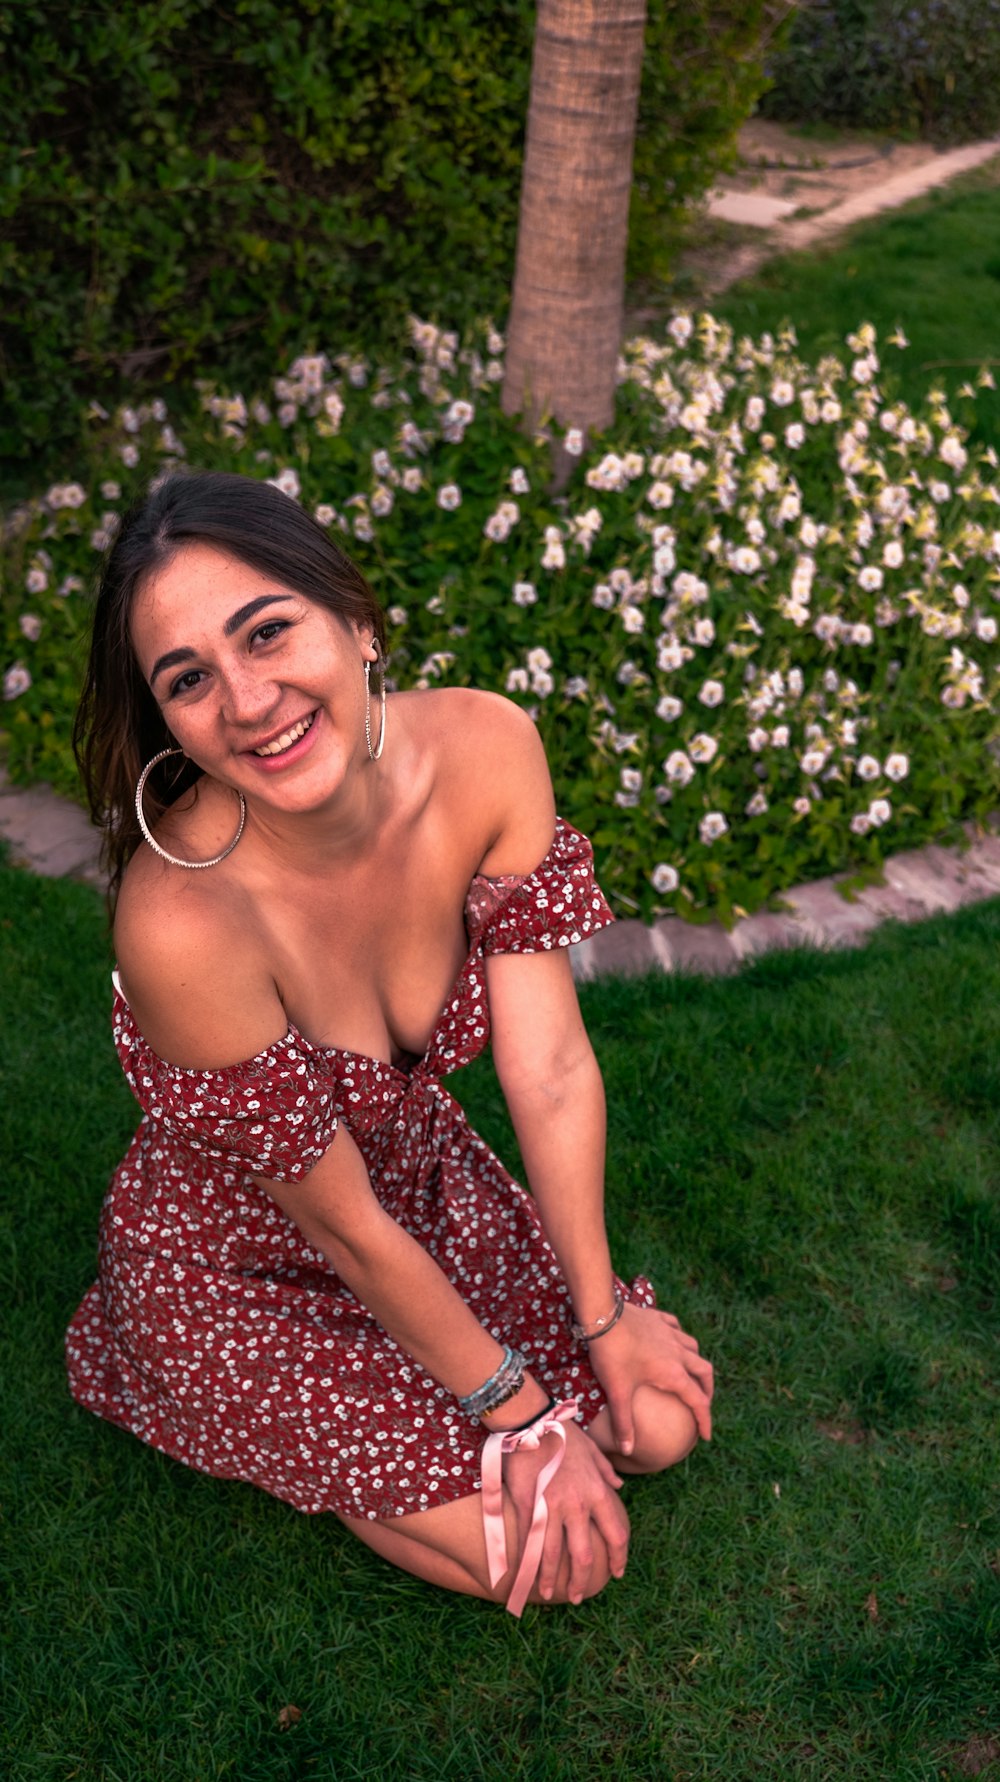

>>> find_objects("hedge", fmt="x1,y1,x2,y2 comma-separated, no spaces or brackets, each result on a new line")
0,0,788,476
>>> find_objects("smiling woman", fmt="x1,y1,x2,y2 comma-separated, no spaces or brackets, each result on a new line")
66,469,713,1615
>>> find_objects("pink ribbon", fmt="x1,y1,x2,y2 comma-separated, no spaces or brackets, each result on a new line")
480,1398,580,1618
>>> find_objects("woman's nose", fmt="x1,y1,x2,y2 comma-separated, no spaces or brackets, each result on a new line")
219,664,281,725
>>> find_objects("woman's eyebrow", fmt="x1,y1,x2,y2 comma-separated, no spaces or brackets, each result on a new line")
149,594,296,684
223,593,295,638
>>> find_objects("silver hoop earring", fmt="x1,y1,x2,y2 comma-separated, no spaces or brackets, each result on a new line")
364,646,386,762
135,748,246,870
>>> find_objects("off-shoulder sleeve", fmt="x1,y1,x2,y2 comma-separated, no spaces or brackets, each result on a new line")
468,817,615,956
113,990,339,1184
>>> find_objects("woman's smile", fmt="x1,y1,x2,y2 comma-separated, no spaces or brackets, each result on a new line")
246,707,320,765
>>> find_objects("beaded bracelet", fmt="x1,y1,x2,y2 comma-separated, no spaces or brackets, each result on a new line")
571,1286,625,1344
458,1344,526,1419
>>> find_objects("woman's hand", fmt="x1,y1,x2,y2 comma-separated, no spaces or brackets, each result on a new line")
586,1303,714,1458
502,1418,630,1603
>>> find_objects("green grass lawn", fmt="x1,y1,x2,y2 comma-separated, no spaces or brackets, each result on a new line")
3,859,998,1781
703,160,1000,446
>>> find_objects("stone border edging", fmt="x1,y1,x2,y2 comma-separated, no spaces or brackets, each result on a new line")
3,765,999,980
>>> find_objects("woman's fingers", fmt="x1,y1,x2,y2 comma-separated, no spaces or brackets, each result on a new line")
605,1382,637,1457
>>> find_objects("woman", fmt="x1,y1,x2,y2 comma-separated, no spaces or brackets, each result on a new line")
67,470,713,1613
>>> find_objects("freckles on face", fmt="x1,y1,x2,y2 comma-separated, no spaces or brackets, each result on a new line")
129,541,372,753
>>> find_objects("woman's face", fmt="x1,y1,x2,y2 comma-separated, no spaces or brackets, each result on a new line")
130,541,376,811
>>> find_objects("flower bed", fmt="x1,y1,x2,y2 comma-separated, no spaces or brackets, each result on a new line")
3,315,998,924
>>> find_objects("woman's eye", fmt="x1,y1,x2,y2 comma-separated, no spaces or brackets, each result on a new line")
252,620,288,645
170,669,204,697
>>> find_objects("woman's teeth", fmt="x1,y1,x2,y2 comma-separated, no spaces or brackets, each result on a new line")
253,713,314,757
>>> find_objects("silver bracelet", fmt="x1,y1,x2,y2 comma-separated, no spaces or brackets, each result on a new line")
458,1344,526,1418
571,1287,625,1344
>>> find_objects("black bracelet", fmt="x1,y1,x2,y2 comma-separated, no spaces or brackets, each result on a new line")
485,1392,557,1435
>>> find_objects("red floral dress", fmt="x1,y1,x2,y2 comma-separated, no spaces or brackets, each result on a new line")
66,819,654,1520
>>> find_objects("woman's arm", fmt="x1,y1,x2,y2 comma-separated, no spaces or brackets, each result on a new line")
486,944,714,1454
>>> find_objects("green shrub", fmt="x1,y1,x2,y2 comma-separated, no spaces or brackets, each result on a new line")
0,0,784,478
762,0,1000,144
3,313,999,925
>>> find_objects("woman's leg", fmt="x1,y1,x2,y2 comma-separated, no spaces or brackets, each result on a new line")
587,1384,699,1475
336,1485,613,1606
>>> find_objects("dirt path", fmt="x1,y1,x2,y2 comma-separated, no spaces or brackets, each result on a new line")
645,118,1000,308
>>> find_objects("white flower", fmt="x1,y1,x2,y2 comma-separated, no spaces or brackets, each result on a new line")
564,676,589,698
3,663,31,699
532,670,555,698
509,466,530,494
541,525,566,570
664,750,695,786
771,725,790,748
884,752,909,781
371,485,394,518
57,575,83,598
849,623,874,647
699,811,729,844
623,452,646,480
689,733,718,764
731,546,761,574
850,813,872,835
353,513,374,542
800,747,826,776
785,422,805,449
371,448,393,480
621,605,645,634
314,503,336,526
975,615,997,642
399,467,421,494
437,483,461,510
592,584,615,610
928,480,951,504
506,668,529,693
656,695,683,721
940,435,968,472
747,727,769,752
19,614,41,641
120,443,139,468
856,755,881,781
658,638,688,671
858,566,883,592
647,481,674,510
484,512,512,542
25,567,48,594
512,582,538,607
882,540,904,569
821,398,842,424
692,618,716,647
698,679,724,708
793,797,811,816
745,791,769,816
770,378,795,407
619,767,642,794
609,567,634,596
100,480,121,501
654,541,676,576
269,467,301,500
668,313,693,345
387,605,408,626
527,647,552,674
868,798,892,826
745,396,765,431
651,863,679,894
564,428,585,456
277,402,298,427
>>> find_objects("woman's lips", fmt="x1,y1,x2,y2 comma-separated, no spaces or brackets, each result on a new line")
244,708,321,771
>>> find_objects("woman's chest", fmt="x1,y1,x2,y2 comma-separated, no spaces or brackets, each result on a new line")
253,851,478,1066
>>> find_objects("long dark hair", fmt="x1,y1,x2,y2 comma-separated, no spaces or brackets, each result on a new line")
73,469,386,903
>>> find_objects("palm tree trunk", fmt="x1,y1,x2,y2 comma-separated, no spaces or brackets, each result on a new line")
502,0,647,460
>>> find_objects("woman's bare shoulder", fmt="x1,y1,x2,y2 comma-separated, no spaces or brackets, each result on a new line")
114,850,287,1069
396,687,556,875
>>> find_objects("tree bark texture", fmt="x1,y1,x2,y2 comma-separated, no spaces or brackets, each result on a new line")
502,0,647,445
